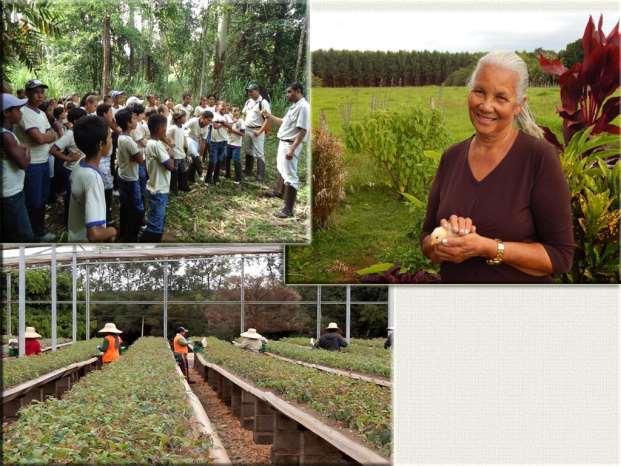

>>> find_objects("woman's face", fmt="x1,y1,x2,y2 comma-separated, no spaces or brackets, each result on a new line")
468,64,522,137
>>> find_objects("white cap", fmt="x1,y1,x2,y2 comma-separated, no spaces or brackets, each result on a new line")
2,93,28,110
125,96,144,106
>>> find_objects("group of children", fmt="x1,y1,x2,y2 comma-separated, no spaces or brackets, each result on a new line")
1,80,281,243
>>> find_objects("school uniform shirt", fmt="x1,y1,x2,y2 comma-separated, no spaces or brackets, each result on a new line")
68,162,107,241
99,151,114,190
174,103,194,121
184,117,209,143
1,128,25,198
228,119,245,147
211,112,228,143
117,134,141,181
277,97,310,142
145,139,171,194
140,121,150,139
166,125,187,160
193,105,210,118
54,129,85,171
242,97,270,129
14,104,52,164
131,124,148,145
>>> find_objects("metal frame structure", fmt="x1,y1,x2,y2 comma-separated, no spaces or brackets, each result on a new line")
3,246,392,357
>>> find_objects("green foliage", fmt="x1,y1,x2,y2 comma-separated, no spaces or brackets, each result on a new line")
267,340,390,377
356,263,394,276
204,337,391,454
280,337,390,359
3,339,99,389
4,0,306,101
559,128,620,283
3,337,212,463
344,107,448,195
1,0,61,71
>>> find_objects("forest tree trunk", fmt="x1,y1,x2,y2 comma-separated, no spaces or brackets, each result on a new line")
212,1,229,96
102,14,111,96
295,14,307,82
128,2,135,76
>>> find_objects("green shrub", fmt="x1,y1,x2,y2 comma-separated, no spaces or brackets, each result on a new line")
559,128,620,283
267,340,390,377
3,337,212,463
3,339,99,389
343,107,448,196
204,337,391,455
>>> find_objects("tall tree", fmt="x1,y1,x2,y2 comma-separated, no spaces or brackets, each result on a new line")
212,1,230,96
102,14,111,95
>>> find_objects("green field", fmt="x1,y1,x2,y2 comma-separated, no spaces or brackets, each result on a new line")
286,86,564,283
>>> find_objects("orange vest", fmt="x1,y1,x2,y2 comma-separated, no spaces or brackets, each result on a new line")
102,335,120,363
173,334,188,354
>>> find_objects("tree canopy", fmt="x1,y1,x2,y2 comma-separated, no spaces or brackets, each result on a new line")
3,0,308,105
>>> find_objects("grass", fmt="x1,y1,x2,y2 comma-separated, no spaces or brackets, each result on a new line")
46,135,310,243
287,186,420,283
287,85,564,283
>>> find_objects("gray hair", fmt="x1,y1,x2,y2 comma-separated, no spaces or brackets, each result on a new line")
467,51,544,139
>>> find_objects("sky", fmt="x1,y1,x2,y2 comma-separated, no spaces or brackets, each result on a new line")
310,0,620,52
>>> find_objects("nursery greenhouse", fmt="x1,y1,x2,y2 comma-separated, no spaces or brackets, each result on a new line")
2,245,393,464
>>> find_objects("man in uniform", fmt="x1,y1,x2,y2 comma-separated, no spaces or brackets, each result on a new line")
241,84,270,181
261,82,309,218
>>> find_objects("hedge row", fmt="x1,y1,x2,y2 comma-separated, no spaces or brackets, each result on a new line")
281,336,391,359
3,337,212,464
267,340,391,378
3,339,99,389
204,337,391,455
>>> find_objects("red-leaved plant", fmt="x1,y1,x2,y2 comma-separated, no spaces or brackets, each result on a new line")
539,15,620,149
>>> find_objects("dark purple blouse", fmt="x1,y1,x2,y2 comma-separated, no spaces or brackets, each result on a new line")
422,131,575,283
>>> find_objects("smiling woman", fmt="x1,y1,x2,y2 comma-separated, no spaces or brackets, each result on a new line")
420,51,575,283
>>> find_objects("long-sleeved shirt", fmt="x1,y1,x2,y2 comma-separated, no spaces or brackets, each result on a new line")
314,332,348,351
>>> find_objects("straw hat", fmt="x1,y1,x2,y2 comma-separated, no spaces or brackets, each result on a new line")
240,328,263,340
24,327,41,338
325,322,340,330
98,322,123,334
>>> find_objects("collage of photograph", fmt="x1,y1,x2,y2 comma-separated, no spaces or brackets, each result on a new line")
1,0,619,465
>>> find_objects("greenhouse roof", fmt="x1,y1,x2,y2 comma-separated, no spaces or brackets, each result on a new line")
2,244,282,268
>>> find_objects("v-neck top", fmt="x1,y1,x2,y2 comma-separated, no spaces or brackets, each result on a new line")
421,131,575,283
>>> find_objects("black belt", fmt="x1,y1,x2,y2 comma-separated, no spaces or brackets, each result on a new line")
247,125,261,129
279,139,295,143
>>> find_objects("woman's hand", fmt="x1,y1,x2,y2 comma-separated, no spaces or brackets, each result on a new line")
434,232,496,264
441,215,474,236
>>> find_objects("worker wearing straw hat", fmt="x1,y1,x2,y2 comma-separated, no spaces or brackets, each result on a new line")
97,322,123,364
173,326,194,383
233,328,267,353
25,326,42,356
314,322,348,352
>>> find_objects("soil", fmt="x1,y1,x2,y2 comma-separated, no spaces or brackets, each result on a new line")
189,367,272,465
